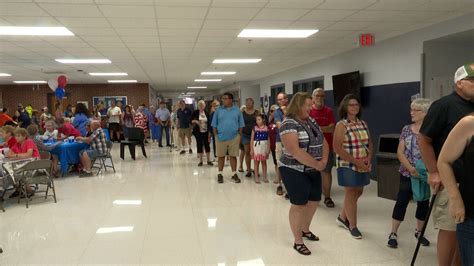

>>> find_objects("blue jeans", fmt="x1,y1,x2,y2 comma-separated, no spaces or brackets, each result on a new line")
157,124,170,145
457,217,474,266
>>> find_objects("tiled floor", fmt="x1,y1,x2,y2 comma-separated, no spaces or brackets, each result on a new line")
0,144,438,265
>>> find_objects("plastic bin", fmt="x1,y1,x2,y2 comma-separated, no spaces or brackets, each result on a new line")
376,134,400,201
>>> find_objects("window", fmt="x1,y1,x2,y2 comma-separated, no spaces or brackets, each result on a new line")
293,76,324,94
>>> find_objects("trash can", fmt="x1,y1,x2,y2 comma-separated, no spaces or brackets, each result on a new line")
376,134,400,201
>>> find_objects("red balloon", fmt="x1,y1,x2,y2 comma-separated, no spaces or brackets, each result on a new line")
57,75,68,88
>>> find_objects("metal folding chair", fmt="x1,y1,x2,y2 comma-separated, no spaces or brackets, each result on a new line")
92,141,116,175
16,159,56,208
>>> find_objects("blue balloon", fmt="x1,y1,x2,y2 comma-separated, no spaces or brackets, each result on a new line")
55,87,65,100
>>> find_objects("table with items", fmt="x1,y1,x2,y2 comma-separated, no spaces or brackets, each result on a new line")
46,140,89,175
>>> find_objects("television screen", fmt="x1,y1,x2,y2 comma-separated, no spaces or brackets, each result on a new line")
332,71,361,107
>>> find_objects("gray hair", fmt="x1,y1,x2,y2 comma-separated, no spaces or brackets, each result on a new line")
312,88,324,96
411,98,432,113
45,120,57,128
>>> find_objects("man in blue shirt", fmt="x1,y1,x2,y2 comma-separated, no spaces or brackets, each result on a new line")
211,92,245,184
155,102,171,147
177,100,193,154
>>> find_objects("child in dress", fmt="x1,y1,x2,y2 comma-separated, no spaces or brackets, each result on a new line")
250,114,270,183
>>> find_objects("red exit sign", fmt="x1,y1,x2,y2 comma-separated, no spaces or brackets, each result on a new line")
359,33,375,47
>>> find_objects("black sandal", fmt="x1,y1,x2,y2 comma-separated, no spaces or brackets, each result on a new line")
324,197,335,208
302,231,320,241
293,243,311,256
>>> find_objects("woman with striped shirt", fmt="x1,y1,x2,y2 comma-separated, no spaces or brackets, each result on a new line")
333,94,373,239
279,92,329,256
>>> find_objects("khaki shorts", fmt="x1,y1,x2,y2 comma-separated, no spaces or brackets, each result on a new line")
178,127,192,138
216,135,240,157
432,189,457,231
276,142,283,160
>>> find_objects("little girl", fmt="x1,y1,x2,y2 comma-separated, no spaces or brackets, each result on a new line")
250,114,270,183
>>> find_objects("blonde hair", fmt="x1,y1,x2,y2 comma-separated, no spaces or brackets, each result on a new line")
2,125,15,136
197,100,206,109
285,92,312,119
411,98,432,113
14,127,28,137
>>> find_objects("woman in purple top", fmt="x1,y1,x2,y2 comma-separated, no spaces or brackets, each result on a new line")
387,98,432,249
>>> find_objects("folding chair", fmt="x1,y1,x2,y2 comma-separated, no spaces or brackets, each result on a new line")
16,159,57,208
93,140,116,175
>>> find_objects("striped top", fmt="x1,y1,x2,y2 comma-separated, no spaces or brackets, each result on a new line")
336,119,370,171
278,117,324,173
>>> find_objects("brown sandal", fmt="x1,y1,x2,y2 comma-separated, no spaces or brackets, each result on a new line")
293,243,311,255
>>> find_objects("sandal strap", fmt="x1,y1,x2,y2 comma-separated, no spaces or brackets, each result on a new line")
302,231,320,241
293,243,311,255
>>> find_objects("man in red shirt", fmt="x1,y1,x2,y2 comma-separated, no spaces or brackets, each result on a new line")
310,88,336,208
56,117,81,139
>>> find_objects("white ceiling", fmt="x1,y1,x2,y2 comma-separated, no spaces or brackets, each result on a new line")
0,0,472,92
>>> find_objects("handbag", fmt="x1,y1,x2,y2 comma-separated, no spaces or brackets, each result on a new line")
407,134,430,201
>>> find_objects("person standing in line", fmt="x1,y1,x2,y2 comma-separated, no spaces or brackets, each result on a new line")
170,104,179,150
134,106,148,139
250,114,270,183
148,105,159,144
279,92,328,256
107,100,122,142
209,100,220,161
177,100,193,154
438,114,474,266
387,98,432,249
418,63,474,266
310,88,336,208
240,98,257,178
268,105,279,183
121,105,135,138
191,100,213,166
275,92,289,196
155,102,171,147
333,94,373,239
238,105,246,172
211,92,244,184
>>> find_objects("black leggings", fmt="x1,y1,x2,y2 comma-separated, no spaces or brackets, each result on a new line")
195,131,210,154
392,174,429,221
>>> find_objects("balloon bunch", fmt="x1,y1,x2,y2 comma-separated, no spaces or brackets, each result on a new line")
47,75,68,100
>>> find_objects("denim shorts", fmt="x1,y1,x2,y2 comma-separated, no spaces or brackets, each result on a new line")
241,134,251,145
457,217,474,266
280,166,322,205
337,167,370,187
80,149,99,160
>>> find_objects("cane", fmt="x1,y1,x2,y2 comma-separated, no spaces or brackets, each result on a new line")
410,192,437,266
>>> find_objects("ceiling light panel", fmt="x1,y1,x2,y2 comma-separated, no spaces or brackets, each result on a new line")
0,26,74,36
0,73,12,77
13,80,47,84
187,86,207,89
194,79,222,82
238,29,318,38
56,59,111,64
201,71,236,75
107,79,137,83
213,59,262,64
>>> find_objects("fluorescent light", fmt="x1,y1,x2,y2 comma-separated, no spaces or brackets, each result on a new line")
0,73,11,77
0,26,74,36
96,226,134,234
238,29,318,38
201,71,236,75
56,59,111,64
186,92,196,95
213,59,261,64
107,80,137,83
89,72,127,76
194,79,221,82
13,80,47,84
207,218,217,228
187,86,207,89
112,200,142,205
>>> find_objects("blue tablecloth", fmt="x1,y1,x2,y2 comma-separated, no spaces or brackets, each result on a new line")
48,142,89,175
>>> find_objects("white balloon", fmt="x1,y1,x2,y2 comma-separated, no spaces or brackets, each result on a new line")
47,79,58,91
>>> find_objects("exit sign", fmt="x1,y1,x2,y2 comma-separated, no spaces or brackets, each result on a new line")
359,33,375,47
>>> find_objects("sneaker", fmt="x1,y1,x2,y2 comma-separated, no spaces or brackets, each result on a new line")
189,149,193,154
217,174,224,183
245,171,252,178
158,144,163,147
180,150,186,154
349,227,362,239
79,170,93,178
207,161,213,166
336,215,349,230
276,185,284,196
387,232,398,248
415,230,430,246
231,174,241,183
198,162,203,167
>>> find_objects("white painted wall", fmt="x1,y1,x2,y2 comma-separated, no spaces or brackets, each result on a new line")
423,41,474,99
251,13,474,97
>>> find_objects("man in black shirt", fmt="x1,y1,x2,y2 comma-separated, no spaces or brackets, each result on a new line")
419,63,474,266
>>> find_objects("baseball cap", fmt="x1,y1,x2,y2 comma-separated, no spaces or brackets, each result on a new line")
454,63,474,83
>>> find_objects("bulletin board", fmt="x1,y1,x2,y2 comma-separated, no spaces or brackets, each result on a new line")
92,96,127,109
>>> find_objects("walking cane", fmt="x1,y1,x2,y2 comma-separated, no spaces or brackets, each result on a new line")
410,192,437,266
